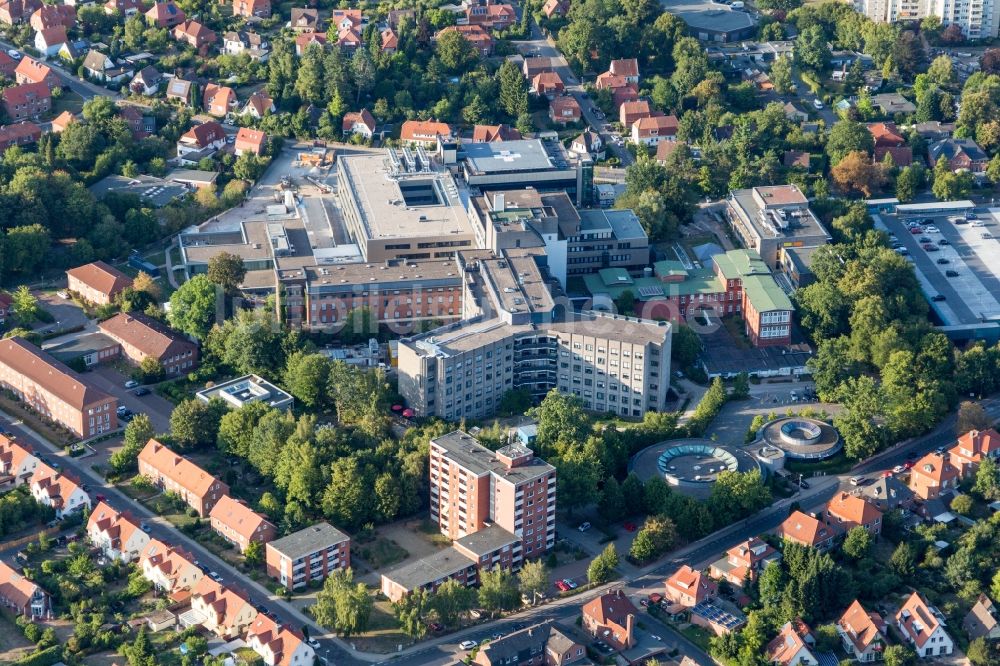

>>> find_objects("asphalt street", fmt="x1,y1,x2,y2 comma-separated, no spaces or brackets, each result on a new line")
1,42,119,101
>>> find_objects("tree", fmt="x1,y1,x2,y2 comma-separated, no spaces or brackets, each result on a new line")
497,60,528,119
311,569,372,636
478,568,520,616
832,151,887,197
770,56,794,94
958,401,992,434
672,324,702,369
205,309,285,376
109,414,154,474
206,252,246,294
321,456,369,529
598,477,626,524
137,357,165,383
967,638,992,666
927,55,956,87
587,543,619,584
394,589,429,638
169,398,225,450
795,25,830,71
554,448,601,516
932,156,974,200
827,121,875,164
10,286,39,324
841,526,872,560
132,272,161,303
982,49,1000,75
431,579,475,626
709,470,770,523
883,645,915,666
758,561,785,607
622,473,645,515
950,493,973,515
518,560,548,605
629,515,677,562
168,275,219,340
244,539,263,566
283,351,331,409
5,225,50,276
974,456,1000,500
436,30,477,73
889,541,916,577
529,389,589,455
895,165,924,202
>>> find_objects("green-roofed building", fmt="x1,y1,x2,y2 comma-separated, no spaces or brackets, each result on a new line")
584,248,794,348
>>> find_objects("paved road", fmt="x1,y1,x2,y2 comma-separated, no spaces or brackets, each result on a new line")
1,42,120,102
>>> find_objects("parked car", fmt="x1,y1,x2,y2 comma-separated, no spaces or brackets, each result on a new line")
937,258,950,264
140,522,151,533
938,239,950,245
909,227,923,234
306,638,321,649
893,465,905,473
208,571,223,582
563,578,578,589
812,99,824,109
124,380,139,389
850,476,863,486
459,640,478,651
134,388,150,396
555,580,570,591
577,522,591,532
428,622,444,632
931,294,946,302
946,270,960,277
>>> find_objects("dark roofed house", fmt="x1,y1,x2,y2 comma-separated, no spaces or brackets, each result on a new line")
928,138,989,175
964,594,1000,642
289,7,318,31
131,66,162,96
473,621,586,666
784,150,810,169
875,145,914,168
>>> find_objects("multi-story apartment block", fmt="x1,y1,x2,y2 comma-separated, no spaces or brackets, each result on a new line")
854,0,999,39
0,436,39,489
209,495,277,553
430,431,556,559
87,501,150,562
138,439,229,516
139,539,203,593
0,337,117,438
0,81,51,121
98,312,199,376
265,522,351,589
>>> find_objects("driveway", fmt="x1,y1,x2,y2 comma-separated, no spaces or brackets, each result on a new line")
86,365,175,434
32,291,91,335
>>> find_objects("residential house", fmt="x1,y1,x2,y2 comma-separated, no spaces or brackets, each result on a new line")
342,109,376,139
130,66,162,95
0,337,117,438
119,104,154,139
202,83,237,117
400,119,453,147
173,20,216,53
867,122,906,147
1,82,51,121
242,90,274,119
386,8,414,28
595,71,629,90
548,95,580,124
104,0,145,16
31,463,90,518
139,539,203,593
861,476,916,512
913,122,954,140
165,77,193,105
86,501,150,562
766,620,818,666
245,615,315,666
544,624,587,666
570,129,603,159
665,565,718,608
188,577,257,639
908,452,960,501
465,1,515,30
784,150,810,169
82,51,127,82
265,522,351,589
895,592,953,658
870,93,916,115
522,56,552,79
0,437,38,489
776,510,841,550
0,51,16,77
208,495,277,553
289,7,318,31
475,622,584,666
471,123,520,143
542,0,569,17
66,260,132,305
608,58,639,83
234,127,266,156
631,114,678,146
783,102,808,122
335,25,361,51
838,600,887,663
330,8,361,30
15,57,58,89
176,120,226,156
98,312,199,375
619,99,651,128
0,0,42,25
29,4,74,30
964,594,1000,642
0,122,42,155
33,27,68,57
145,0,184,27
233,0,269,18
709,537,780,588
56,40,82,63
581,589,637,651
531,70,563,97
436,25,493,56
949,428,1000,478
138,439,229,516
294,31,326,55
875,146,913,167
825,492,883,536
380,28,397,53
222,31,269,60
0,560,51,618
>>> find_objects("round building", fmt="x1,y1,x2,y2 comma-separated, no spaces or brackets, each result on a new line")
757,416,841,460
630,438,763,498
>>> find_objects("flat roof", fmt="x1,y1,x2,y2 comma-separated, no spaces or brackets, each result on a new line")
577,209,648,241
455,525,519,556
267,522,350,559
167,168,219,185
339,151,474,241
296,259,465,293
195,374,293,409
729,187,831,241
463,139,556,174
44,332,119,362
381,546,474,591
662,0,757,33
88,174,188,207
431,430,555,483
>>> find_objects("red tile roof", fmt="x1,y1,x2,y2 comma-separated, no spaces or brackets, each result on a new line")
98,312,195,361
14,56,51,84
1,81,50,108
180,120,225,148
66,260,132,299
234,126,266,153
0,337,114,410
777,510,841,547
895,592,943,648
400,119,452,142
839,600,886,654
209,495,275,543
139,438,226,498
0,560,45,612
342,108,376,134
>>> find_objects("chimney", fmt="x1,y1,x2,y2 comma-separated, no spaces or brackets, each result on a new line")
493,192,505,213
625,613,635,648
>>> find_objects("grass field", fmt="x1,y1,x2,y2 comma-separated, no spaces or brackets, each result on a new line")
52,90,85,116
353,537,409,569
353,600,412,653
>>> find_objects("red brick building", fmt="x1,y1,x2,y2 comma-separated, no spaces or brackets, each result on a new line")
138,439,229,516
0,82,50,121
209,495,277,553
98,312,199,376
66,261,133,305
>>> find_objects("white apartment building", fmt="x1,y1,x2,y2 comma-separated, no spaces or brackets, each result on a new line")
853,0,998,39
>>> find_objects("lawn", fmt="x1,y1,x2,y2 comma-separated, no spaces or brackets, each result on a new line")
0,615,34,663
353,600,411,654
0,393,76,447
786,451,854,476
52,90,85,116
353,537,409,570
678,623,714,652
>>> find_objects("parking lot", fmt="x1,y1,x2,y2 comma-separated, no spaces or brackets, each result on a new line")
86,365,175,434
875,207,1000,326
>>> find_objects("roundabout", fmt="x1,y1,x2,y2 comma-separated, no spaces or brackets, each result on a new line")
757,416,841,460
630,438,763,498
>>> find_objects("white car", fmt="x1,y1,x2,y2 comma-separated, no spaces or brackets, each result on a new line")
924,226,940,233
7,50,20,60
972,221,985,228
578,522,591,532
812,99,824,109
459,640,478,651
893,465,905,474
306,638,321,649
124,380,139,389
850,476,863,486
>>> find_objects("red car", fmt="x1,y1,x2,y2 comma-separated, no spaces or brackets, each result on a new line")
910,227,923,234
882,470,893,478
903,461,914,470
623,521,637,532
555,580,571,592
95,494,107,502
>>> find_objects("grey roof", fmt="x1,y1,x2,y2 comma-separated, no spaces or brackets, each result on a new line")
861,476,915,509
44,332,119,363
134,65,161,84
602,209,646,241
266,522,350,560
463,139,555,174
477,622,550,662
964,596,999,640
454,525,518,557
929,137,988,163
381,546,475,591
431,431,555,483
88,174,188,208
663,0,756,35
166,168,218,185
82,50,111,72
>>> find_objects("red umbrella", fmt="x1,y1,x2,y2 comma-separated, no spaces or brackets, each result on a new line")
391,404,403,411
402,408,414,418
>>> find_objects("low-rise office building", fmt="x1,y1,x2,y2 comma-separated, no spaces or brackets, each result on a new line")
0,337,118,438
725,185,831,270
66,260,133,305
194,375,293,411
265,522,351,589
